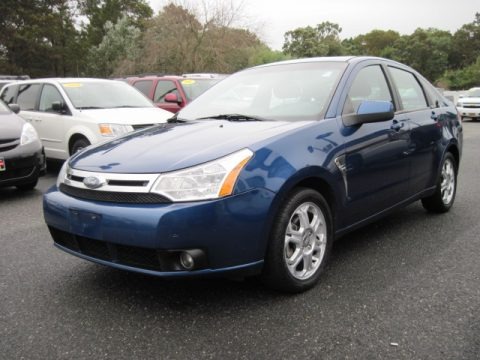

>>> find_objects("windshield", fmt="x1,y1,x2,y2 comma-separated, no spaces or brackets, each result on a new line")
0,100,10,113
179,61,347,122
466,88,480,97
180,78,222,101
61,81,154,109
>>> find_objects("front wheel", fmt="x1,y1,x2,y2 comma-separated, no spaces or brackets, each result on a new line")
70,138,90,155
421,152,457,213
262,188,333,293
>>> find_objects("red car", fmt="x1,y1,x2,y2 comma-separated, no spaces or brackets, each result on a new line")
124,74,226,113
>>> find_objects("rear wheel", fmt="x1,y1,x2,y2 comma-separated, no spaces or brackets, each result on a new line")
262,188,333,293
70,137,90,155
421,153,457,213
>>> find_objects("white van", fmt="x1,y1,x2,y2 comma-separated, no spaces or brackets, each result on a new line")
0,78,172,160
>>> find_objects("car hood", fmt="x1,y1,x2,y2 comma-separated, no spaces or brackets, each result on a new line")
70,120,314,173
458,96,480,103
79,107,172,125
0,113,24,140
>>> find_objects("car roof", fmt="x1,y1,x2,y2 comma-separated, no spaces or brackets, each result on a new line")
3,78,124,87
254,56,407,69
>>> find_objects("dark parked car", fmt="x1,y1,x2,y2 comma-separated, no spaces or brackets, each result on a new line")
0,100,45,190
44,57,462,292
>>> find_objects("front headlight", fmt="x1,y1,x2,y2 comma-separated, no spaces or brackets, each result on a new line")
151,148,254,202
56,161,69,188
20,123,39,145
99,123,133,137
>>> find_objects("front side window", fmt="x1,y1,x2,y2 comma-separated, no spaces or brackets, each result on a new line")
343,65,393,115
389,67,428,111
39,85,64,112
154,81,178,103
133,80,153,97
17,84,42,111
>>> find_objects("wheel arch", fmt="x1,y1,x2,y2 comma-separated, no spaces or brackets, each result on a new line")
68,133,90,155
261,167,341,258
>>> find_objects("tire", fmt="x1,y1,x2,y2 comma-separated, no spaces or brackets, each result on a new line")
262,187,333,293
421,152,457,213
16,179,38,191
70,138,90,155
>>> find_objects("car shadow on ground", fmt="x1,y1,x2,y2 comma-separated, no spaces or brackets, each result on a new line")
52,201,457,313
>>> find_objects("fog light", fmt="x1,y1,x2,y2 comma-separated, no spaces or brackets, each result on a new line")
180,252,194,270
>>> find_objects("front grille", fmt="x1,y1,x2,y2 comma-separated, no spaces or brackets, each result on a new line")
0,138,19,151
50,227,168,271
463,104,480,108
59,183,171,204
0,165,34,181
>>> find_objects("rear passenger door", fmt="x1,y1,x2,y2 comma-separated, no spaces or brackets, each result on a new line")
387,66,440,195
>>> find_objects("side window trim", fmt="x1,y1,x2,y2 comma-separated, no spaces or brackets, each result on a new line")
341,63,396,116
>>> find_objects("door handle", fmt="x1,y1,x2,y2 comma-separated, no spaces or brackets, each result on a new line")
34,119,42,123
390,120,404,131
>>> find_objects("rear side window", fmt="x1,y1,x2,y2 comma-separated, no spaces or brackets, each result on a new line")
343,65,393,115
389,67,428,111
39,84,64,112
1,84,18,104
154,80,178,102
133,80,152,97
17,84,42,111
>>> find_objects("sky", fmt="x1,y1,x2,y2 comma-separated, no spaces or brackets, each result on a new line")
148,0,478,50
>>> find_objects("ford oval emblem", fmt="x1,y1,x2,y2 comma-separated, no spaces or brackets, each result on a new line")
83,176,104,189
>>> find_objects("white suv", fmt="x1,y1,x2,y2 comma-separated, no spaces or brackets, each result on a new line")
0,78,172,160
456,87,480,121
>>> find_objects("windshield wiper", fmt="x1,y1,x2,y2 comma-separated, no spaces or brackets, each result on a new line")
167,113,188,123
76,106,104,110
108,105,143,109
197,114,268,121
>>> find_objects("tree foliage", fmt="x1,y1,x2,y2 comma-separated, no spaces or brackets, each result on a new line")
283,22,343,57
0,2,479,89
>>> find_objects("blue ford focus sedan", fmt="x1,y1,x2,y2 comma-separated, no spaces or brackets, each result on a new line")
44,57,462,292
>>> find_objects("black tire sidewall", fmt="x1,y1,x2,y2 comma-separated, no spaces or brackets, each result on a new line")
422,152,457,213
262,187,333,293
71,138,90,155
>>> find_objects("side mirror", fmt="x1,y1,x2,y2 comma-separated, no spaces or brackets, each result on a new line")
8,103,20,114
164,93,181,104
51,101,67,114
343,100,394,126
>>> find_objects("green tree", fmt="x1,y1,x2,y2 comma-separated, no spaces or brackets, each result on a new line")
0,0,81,77
440,55,480,89
283,22,344,58
78,0,153,47
449,12,480,69
389,28,452,81
88,16,142,77
343,30,400,56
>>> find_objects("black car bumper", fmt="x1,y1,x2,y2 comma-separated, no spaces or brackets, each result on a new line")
0,141,46,188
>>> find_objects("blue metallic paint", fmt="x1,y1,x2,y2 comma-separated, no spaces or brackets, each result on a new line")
43,56,463,278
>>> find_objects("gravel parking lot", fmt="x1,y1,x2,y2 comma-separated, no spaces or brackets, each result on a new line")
1,121,479,359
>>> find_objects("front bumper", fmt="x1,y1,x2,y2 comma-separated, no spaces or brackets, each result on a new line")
43,186,276,277
0,141,46,188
